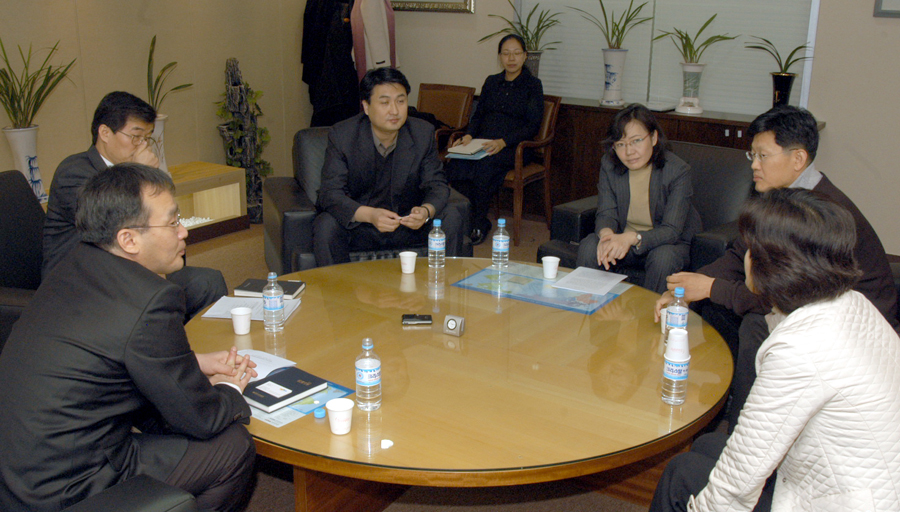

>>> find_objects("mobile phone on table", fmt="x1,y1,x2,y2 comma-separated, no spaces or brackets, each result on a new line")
401,314,433,325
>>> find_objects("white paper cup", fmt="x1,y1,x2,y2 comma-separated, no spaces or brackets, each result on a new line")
230,307,252,335
399,251,417,274
325,398,355,435
542,256,560,279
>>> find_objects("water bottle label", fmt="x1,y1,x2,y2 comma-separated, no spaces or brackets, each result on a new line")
492,236,509,252
428,236,446,251
666,309,688,329
263,295,284,311
664,359,690,381
356,365,381,386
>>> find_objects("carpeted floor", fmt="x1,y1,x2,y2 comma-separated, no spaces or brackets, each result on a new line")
187,213,652,512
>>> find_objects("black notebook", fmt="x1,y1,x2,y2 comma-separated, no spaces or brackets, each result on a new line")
234,278,306,300
243,367,328,413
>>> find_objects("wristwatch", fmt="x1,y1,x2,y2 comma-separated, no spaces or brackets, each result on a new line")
635,232,643,249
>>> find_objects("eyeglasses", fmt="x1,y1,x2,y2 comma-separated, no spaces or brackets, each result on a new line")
500,50,525,58
127,214,182,230
613,134,651,151
745,149,795,162
117,131,157,146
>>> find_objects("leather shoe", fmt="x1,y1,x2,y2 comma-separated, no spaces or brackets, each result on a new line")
469,228,486,246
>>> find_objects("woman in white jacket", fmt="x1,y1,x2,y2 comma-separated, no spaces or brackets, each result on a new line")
650,188,900,512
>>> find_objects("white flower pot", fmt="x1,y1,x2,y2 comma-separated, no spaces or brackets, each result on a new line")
601,48,628,106
2,125,48,203
153,113,168,174
676,63,706,115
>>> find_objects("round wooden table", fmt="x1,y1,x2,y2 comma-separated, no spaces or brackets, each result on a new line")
186,258,733,511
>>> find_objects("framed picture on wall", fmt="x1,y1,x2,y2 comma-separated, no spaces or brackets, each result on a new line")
392,0,474,13
874,0,900,17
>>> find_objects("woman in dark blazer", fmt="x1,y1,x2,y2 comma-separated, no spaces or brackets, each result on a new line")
576,104,700,293
447,34,543,245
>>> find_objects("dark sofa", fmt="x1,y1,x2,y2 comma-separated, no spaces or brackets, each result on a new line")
537,140,755,273
263,127,473,275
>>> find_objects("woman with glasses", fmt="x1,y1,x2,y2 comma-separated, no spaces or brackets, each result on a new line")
650,188,900,512
575,104,701,293
446,34,543,245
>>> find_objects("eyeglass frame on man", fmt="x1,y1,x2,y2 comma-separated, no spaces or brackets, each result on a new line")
116,131,157,147
126,213,183,230
745,148,797,162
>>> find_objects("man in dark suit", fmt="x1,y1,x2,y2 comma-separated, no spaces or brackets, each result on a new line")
313,67,463,266
0,164,257,512
653,105,898,429
43,91,227,321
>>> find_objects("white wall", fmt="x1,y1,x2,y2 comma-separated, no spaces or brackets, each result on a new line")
0,0,310,183
808,3,900,253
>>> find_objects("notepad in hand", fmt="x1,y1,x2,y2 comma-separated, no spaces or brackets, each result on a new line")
234,278,305,300
447,138,491,155
243,367,328,413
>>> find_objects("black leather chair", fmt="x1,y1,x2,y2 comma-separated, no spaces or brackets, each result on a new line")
537,141,754,272
0,170,44,350
263,127,474,274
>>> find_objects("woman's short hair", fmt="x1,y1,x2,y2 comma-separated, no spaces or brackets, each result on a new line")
739,188,861,314
602,103,668,173
498,34,527,54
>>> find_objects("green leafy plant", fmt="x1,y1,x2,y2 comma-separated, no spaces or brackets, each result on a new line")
653,14,737,63
745,36,812,73
479,0,562,52
216,82,273,178
569,0,651,50
0,39,75,129
147,35,192,112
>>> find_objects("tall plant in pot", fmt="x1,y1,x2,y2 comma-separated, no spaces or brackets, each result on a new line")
0,39,75,202
654,14,737,114
570,0,651,106
745,36,811,107
478,0,562,77
147,35,193,174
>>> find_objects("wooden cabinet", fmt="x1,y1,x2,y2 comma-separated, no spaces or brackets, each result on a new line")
169,161,250,244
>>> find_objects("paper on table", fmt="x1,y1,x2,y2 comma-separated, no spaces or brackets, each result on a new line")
236,349,296,382
551,266,627,296
201,296,302,322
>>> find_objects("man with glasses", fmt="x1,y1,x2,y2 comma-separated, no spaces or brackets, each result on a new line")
0,164,256,512
43,91,227,321
653,105,898,429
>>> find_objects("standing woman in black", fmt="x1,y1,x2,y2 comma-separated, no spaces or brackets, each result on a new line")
447,34,543,245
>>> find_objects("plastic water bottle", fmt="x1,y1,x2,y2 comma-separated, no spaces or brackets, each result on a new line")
262,272,285,332
492,218,510,269
665,287,689,336
662,328,690,405
355,338,382,411
428,219,446,269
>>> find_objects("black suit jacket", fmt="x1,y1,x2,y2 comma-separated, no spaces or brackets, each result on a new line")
0,243,250,512
42,146,108,276
316,113,449,228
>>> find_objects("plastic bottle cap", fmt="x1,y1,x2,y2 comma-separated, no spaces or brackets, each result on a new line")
362,338,374,349
268,271,277,279
674,287,685,297
433,219,441,227
665,328,690,361
498,219,506,226
313,407,326,419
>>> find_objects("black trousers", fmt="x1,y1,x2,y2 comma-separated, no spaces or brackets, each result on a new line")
162,423,256,512
447,147,521,234
166,266,228,322
696,302,770,432
575,234,690,294
649,432,775,512
313,207,464,267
